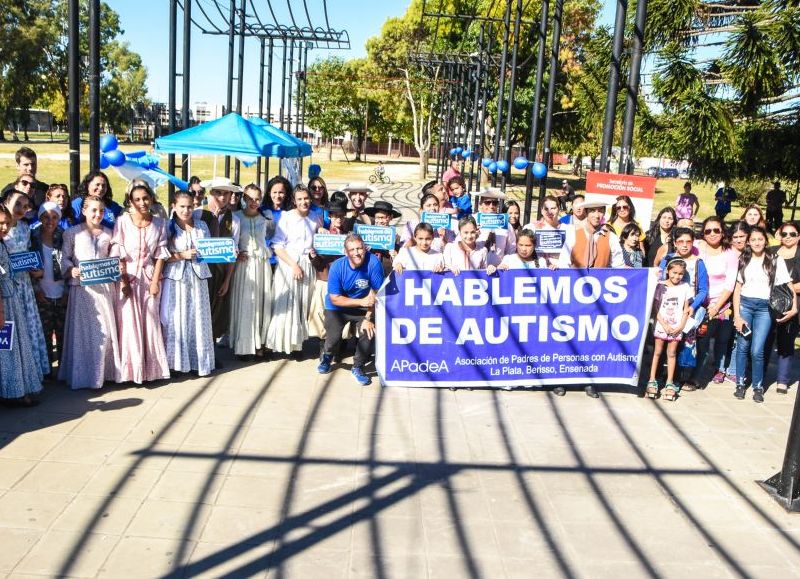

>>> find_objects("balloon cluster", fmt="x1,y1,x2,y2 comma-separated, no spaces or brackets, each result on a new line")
99,135,126,169
449,146,474,160
480,158,511,174
511,156,548,179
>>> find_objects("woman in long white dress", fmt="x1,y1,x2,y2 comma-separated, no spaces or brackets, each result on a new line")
230,184,273,357
160,191,215,376
266,185,321,355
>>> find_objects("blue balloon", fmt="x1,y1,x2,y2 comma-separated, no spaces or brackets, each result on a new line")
488,162,498,174
496,160,510,173
462,148,472,159
532,162,547,179
513,156,530,170
454,147,463,156
482,158,493,168
100,134,118,153
106,149,126,167
449,148,458,157
99,154,110,169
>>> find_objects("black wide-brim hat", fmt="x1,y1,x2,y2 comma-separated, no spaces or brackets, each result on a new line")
364,200,401,219
325,199,349,213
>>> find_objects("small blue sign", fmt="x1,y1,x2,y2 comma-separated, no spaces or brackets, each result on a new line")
9,251,43,274
80,258,122,286
196,238,237,263
0,322,13,351
535,230,566,251
476,213,509,230
355,224,396,252
422,212,453,230
313,233,346,256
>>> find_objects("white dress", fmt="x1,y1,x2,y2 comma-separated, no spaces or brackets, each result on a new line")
229,212,273,355
394,246,444,271
266,210,321,354
160,220,215,376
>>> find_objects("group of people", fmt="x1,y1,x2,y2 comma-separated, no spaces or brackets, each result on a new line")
1,145,797,406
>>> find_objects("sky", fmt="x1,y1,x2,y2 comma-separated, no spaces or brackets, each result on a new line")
108,0,617,112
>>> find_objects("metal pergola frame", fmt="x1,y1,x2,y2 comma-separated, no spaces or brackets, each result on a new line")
69,0,350,194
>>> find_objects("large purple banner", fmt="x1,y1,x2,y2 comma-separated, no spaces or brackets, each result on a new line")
376,269,657,388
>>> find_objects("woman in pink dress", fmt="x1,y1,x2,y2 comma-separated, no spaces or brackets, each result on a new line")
112,183,170,383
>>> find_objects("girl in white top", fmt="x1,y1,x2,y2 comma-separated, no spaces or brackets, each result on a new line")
394,223,445,273
400,193,454,253
487,230,548,274
443,216,489,275
732,225,797,400
266,185,322,355
230,184,273,358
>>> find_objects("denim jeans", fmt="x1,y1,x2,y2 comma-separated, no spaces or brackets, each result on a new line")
735,296,773,390
693,318,733,380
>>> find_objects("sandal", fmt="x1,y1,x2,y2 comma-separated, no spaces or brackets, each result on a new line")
645,380,660,399
662,383,680,401
777,383,788,394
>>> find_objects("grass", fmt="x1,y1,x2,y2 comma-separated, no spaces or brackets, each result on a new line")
1,140,796,224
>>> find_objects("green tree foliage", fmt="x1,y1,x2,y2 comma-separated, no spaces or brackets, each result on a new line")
645,0,800,181
0,0,148,138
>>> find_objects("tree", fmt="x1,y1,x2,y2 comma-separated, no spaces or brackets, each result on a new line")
101,41,149,133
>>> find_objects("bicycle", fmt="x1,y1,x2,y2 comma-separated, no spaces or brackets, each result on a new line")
369,167,391,184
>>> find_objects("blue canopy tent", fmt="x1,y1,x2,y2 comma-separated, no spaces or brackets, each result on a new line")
154,113,310,165
249,117,312,157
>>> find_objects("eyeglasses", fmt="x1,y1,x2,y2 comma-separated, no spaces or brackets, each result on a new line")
19,180,32,186
481,199,499,205
615,205,629,210
310,185,325,191
703,228,722,235
781,231,799,238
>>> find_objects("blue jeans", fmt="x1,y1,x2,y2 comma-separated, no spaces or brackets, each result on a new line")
735,297,773,390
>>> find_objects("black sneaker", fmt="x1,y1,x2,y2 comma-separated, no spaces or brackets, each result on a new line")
585,385,599,398
753,389,764,403
734,385,746,400
553,386,566,396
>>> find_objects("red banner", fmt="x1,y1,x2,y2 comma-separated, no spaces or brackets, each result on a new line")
585,171,656,200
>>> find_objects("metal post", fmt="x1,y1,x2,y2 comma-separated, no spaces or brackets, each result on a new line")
234,0,245,183
279,41,287,131
492,0,513,187
467,26,485,193
287,40,295,136
620,0,648,174
599,0,628,173
265,38,274,186
537,0,564,215
224,0,235,177
501,0,523,191
523,0,550,224
181,0,191,185
437,63,455,181
299,43,310,177
67,0,80,194
88,0,100,173
168,0,177,191
257,37,265,187
760,389,800,511
476,26,494,192
294,43,303,137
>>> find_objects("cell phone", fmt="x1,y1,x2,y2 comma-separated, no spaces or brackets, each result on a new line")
740,323,752,337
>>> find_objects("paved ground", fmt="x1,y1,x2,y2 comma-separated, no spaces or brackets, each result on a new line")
2,182,800,578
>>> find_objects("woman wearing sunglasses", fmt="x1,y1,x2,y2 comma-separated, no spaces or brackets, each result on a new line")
688,217,738,389
608,195,644,253
307,176,330,229
769,222,800,394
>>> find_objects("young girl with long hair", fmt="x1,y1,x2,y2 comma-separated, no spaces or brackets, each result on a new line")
732,226,796,402
645,207,676,267
443,216,489,275
113,183,170,383
160,191,215,376
394,223,445,273
230,184,273,358
0,205,44,405
487,230,547,273
59,196,121,389
647,259,693,401
267,184,322,355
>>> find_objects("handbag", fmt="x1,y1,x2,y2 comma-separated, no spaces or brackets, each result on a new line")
769,283,794,319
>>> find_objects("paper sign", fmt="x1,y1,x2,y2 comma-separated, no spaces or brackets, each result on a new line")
80,258,122,286
9,251,42,273
313,234,346,256
422,212,453,230
355,224,396,251
476,213,509,230
0,322,13,351
196,238,237,263
535,230,566,251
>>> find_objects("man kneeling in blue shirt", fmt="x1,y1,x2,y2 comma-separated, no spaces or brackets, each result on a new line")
317,233,386,385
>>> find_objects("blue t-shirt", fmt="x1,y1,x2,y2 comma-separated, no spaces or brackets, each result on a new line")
325,252,385,311
451,194,473,219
